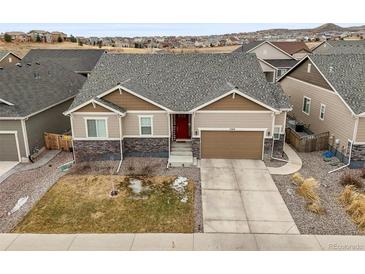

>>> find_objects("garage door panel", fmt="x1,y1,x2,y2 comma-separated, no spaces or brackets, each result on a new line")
0,134,19,161
201,131,263,160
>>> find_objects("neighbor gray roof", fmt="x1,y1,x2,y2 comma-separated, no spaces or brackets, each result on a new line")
327,40,365,48
232,41,264,53
22,49,105,73
0,62,86,117
310,54,365,114
69,53,290,112
265,59,298,69
313,46,365,55
0,51,10,61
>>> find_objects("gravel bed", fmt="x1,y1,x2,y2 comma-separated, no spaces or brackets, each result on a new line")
69,157,203,232
0,152,73,233
272,151,360,235
264,152,289,168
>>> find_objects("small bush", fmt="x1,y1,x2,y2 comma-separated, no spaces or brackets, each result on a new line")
340,172,363,188
339,187,365,233
307,201,326,214
297,177,320,202
339,185,356,205
292,172,304,185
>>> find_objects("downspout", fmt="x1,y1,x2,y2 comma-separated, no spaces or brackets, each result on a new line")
270,112,288,163
116,115,123,173
167,113,171,169
69,114,76,163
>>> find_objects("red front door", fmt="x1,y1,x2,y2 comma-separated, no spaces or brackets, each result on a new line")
176,114,189,139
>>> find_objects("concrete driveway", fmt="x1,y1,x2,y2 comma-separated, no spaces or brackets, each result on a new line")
0,161,18,178
201,159,299,234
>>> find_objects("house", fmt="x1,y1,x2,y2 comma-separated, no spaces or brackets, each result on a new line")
4,32,29,42
0,51,21,68
51,31,67,42
64,53,291,166
21,49,105,77
312,40,365,54
233,41,299,82
0,62,85,162
270,41,312,60
28,30,52,42
278,53,365,168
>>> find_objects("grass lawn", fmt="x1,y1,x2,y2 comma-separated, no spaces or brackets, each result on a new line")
13,175,195,233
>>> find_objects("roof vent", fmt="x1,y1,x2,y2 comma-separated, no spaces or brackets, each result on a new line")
34,72,40,79
329,66,334,72
16,63,22,67
35,62,40,65
27,63,32,66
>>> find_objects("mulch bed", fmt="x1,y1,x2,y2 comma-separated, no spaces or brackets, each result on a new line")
272,151,361,235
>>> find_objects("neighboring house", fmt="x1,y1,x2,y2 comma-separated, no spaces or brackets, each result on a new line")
233,41,299,82
0,62,85,162
64,53,291,166
28,30,52,42
4,32,29,42
312,40,365,54
271,41,312,60
278,54,365,168
22,49,105,77
51,31,67,42
0,51,21,68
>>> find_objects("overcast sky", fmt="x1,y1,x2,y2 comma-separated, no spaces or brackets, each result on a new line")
0,23,360,37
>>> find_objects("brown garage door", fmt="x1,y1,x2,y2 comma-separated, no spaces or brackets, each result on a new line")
201,130,264,160
0,133,19,161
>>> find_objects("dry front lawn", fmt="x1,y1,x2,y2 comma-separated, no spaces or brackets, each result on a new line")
13,175,195,233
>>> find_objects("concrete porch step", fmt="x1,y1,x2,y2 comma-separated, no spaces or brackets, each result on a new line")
171,142,192,149
171,147,192,152
168,155,194,167
170,151,193,156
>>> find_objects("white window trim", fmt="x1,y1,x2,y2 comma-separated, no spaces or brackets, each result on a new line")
138,115,153,136
273,126,282,140
302,96,311,115
84,117,109,139
319,103,326,121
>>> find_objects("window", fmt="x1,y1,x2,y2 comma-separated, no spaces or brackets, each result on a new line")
302,96,311,115
319,104,326,120
277,69,287,77
139,116,153,136
307,63,312,73
86,118,107,138
273,126,281,140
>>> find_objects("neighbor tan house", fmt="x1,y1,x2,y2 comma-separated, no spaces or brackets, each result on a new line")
65,53,291,166
0,51,21,68
278,53,365,168
233,41,299,82
4,31,30,42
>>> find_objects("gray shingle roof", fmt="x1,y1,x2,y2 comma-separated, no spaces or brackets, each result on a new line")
0,51,10,61
0,62,86,117
22,49,105,73
328,40,365,48
265,59,298,68
232,41,264,53
310,54,365,114
69,53,290,112
313,46,365,55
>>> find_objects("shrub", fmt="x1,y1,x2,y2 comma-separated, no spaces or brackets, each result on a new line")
340,172,363,189
307,201,326,214
339,187,365,233
292,172,304,185
297,177,320,202
339,185,356,205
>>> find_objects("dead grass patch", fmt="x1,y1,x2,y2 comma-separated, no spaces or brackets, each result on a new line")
339,186,365,233
13,175,195,233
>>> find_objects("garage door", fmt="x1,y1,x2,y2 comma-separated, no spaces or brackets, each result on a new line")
0,133,19,161
201,130,264,160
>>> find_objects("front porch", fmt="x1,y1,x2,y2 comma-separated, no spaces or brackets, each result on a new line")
169,114,195,167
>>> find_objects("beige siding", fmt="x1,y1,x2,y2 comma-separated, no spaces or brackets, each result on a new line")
274,112,286,132
202,94,268,111
72,113,120,138
251,43,291,60
122,112,169,136
103,90,162,110
193,112,273,137
280,77,355,147
356,118,365,142
259,59,276,73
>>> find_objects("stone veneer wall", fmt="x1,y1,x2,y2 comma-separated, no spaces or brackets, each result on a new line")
350,144,365,169
73,140,121,162
192,138,200,158
123,137,169,158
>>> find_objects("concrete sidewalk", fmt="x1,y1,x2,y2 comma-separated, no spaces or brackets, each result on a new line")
268,144,302,175
1,233,365,251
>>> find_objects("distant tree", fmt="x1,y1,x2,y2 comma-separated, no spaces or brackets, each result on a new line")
57,36,63,43
69,35,77,43
36,34,41,42
4,33,12,43
78,39,83,46
97,40,103,48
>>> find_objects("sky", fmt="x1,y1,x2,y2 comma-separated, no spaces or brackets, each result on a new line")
0,23,361,37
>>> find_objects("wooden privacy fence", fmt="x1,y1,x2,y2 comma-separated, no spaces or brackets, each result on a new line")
285,128,329,152
44,132,72,151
